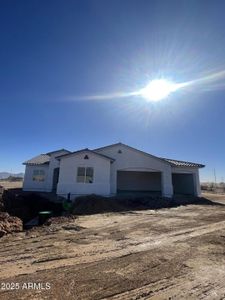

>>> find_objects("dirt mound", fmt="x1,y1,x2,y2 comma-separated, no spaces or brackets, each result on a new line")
45,215,77,226
0,212,23,237
0,185,3,194
172,196,221,206
71,195,124,215
0,186,5,212
2,190,63,223
71,194,175,215
71,194,219,216
0,196,4,212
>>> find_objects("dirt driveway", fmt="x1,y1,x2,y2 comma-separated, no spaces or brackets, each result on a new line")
1,193,225,299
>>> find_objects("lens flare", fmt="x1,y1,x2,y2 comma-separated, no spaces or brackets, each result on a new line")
140,79,179,101
68,68,225,102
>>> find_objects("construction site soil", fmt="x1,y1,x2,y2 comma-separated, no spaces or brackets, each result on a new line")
0,192,225,299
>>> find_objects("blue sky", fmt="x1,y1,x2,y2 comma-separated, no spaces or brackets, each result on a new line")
0,0,225,182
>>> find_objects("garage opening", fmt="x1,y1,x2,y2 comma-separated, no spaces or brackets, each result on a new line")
172,173,195,195
117,171,162,196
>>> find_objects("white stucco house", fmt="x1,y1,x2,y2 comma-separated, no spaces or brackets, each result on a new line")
23,143,204,199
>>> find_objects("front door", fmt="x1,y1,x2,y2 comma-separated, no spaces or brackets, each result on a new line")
52,168,59,192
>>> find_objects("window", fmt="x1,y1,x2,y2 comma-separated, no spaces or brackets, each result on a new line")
85,167,94,183
33,169,45,182
77,167,85,183
77,167,94,183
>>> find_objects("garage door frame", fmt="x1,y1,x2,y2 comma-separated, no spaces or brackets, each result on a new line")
172,173,195,196
116,170,162,196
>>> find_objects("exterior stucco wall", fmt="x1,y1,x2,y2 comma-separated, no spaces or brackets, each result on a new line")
45,150,69,192
23,165,50,192
57,151,111,199
172,167,201,196
96,144,173,197
23,150,69,192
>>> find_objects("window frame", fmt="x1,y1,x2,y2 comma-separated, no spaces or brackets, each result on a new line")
32,169,45,182
76,167,94,184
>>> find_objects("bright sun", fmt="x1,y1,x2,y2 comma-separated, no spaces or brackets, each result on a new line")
140,79,178,101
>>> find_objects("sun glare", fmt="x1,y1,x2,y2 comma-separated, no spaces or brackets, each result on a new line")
140,79,178,101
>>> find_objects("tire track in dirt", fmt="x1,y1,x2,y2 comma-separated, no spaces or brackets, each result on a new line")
102,262,225,300
1,218,225,280
99,221,225,300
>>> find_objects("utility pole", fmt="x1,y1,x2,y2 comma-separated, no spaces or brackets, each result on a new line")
214,168,217,187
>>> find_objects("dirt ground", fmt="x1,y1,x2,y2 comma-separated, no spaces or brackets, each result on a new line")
1,193,225,299
0,181,23,190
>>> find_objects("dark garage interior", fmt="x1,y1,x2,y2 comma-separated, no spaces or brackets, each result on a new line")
172,173,195,195
117,170,162,195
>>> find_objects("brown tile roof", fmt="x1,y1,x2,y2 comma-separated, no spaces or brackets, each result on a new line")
46,149,70,155
161,158,205,168
23,149,71,166
23,154,50,165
